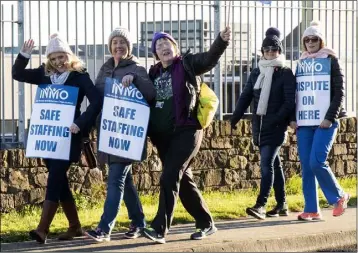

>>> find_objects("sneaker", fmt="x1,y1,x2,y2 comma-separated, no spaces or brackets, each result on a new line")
124,225,143,239
297,212,322,221
142,228,166,244
333,193,350,217
266,203,289,217
190,225,218,240
246,205,266,220
85,228,110,243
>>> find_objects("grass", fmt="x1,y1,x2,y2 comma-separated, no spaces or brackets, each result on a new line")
1,175,356,243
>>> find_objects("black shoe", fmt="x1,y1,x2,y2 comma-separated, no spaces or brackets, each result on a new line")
190,225,218,240
124,225,143,239
266,203,289,217
143,228,166,244
246,205,266,220
85,228,110,243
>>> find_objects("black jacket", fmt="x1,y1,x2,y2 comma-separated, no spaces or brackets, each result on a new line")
290,55,347,123
231,66,296,147
95,56,156,164
148,33,229,123
12,53,102,162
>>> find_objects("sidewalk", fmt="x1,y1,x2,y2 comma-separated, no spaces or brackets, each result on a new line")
1,207,356,252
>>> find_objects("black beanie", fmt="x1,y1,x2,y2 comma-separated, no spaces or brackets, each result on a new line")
261,27,283,54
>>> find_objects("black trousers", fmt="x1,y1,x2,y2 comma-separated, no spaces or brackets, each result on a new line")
44,159,73,203
150,126,213,235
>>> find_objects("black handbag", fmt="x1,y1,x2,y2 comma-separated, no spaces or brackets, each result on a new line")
82,138,98,169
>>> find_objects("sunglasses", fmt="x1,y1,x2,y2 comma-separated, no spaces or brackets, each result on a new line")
262,46,279,53
304,37,319,43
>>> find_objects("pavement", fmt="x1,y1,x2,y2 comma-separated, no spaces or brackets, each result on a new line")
1,207,356,252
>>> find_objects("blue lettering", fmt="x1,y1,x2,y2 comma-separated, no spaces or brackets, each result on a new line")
102,119,108,130
302,96,315,105
298,110,320,120
39,109,61,121
297,81,330,91
113,106,136,120
34,140,57,152
108,136,131,151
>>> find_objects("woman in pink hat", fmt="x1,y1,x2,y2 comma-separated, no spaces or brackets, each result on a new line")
290,21,349,221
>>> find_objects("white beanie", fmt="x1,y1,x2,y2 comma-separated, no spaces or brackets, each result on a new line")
108,27,133,55
302,21,325,43
45,32,73,58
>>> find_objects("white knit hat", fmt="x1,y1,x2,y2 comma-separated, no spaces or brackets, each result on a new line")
108,27,133,55
45,32,73,58
302,21,325,43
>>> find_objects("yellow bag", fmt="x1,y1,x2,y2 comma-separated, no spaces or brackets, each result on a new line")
197,82,219,129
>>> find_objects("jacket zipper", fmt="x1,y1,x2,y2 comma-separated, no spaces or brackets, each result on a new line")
258,116,263,146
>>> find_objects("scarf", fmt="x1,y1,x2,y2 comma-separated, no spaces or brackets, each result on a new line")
254,54,285,115
50,71,70,84
299,47,336,59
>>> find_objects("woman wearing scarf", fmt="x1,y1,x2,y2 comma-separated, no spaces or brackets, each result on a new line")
142,27,231,244
290,21,349,221
231,27,296,220
12,33,102,243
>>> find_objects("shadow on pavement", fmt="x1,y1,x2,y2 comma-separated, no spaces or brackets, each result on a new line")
1,216,313,252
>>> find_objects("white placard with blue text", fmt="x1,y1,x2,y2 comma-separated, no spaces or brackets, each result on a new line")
296,58,331,126
26,85,78,160
98,77,150,161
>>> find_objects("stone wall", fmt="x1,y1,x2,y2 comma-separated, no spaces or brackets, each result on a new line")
1,118,357,212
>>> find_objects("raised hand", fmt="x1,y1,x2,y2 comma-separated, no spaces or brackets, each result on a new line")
220,26,231,42
21,39,35,55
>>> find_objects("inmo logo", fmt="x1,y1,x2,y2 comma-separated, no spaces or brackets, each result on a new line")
40,87,69,100
111,80,143,100
297,60,323,73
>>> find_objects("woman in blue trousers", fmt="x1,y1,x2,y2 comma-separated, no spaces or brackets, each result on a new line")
85,27,156,242
290,21,350,221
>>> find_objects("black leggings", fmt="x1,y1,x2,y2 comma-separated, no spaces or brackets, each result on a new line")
44,159,73,203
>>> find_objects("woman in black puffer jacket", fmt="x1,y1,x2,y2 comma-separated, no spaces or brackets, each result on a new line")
231,27,296,220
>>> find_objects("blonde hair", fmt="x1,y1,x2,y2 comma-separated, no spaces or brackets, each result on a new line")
45,53,85,75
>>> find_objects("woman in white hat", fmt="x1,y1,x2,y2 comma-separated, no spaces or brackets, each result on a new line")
12,33,102,243
85,27,156,243
290,21,349,221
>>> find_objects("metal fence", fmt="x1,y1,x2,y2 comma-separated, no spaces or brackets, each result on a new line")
1,0,356,149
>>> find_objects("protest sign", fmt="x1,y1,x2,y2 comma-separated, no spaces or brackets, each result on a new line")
99,77,150,161
26,84,78,160
296,58,331,126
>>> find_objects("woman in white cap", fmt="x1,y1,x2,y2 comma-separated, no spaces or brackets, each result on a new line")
12,33,102,243
290,21,349,221
85,27,156,243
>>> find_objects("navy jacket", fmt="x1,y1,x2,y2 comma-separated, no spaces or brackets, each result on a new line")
231,66,296,147
12,53,102,162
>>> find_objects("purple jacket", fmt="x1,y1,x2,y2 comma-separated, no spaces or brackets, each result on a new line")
148,34,229,128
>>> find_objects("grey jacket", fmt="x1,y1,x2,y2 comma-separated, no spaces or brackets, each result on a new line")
95,56,156,164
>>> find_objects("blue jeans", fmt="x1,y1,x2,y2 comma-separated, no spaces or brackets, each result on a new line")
98,163,146,234
297,122,344,213
256,145,286,207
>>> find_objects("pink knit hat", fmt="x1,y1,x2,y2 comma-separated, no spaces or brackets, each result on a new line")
45,32,73,57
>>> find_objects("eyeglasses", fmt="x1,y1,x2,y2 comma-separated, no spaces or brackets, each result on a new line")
304,37,319,43
262,46,279,53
